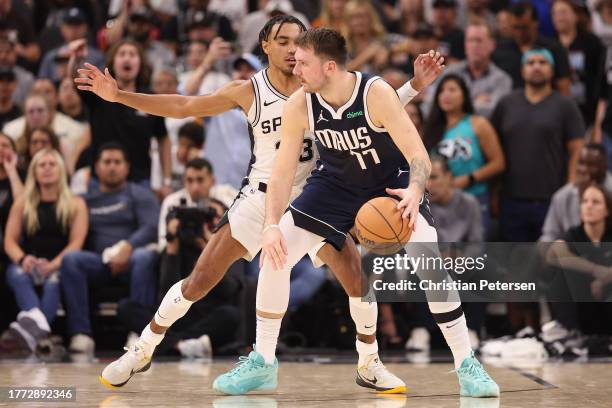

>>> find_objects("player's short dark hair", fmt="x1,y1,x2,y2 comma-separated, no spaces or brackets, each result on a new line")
178,122,205,148
511,1,539,21
583,142,607,157
258,15,306,47
185,157,213,174
96,142,129,163
295,28,347,66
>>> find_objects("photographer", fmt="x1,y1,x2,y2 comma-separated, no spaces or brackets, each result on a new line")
118,158,241,357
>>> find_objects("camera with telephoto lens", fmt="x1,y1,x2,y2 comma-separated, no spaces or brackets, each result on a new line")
167,198,217,246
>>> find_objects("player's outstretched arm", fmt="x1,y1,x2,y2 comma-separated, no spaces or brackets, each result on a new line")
261,90,309,270
396,50,445,106
368,80,431,229
74,62,251,118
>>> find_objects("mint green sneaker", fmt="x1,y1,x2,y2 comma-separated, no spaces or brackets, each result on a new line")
212,350,278,395
455,352,500,398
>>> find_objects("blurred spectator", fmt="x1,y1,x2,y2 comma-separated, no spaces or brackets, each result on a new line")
552,0,605,128
491,49,585,242
546,184,612,335
459,0,496,29
159,158,214,250
22,127,61,170
3,94,51,154
154,122,205,193
57,77,87,123
388,23,438,76
343,0,388,73
239,0,309,55
423,74,505,235
431,0,465,62
178,38,231,96
106,6,175,70
60,143,160,354
0,36,33,107
38,8,105,83
149,66,200,195
30,79,86,146
403,154,484,351
70,39,172,192
161,0,236,53
0,133,23,248
32,1,102,55
120,160,240,357
495,8,513,39
232,53,262,81
0,0,40,68
540,144,612,242
3,149,87,353
0,67,20,128
591,0,612,49
437,21,513,118
313,0,348,31
492,1,572,95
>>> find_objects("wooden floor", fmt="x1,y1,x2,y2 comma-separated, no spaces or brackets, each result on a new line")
0,355,610,407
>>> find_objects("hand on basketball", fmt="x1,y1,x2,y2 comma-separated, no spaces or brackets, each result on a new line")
261,227,288,271
75,63,119,102
386,184,423,230
411,50,445,92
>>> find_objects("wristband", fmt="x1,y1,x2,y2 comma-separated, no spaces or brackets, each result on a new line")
397,80,419,105
263,224,279,234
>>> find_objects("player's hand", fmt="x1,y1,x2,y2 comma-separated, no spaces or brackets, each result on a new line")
75,63,119,102
411,50,445,92
260,226,288,271
386,184,424,230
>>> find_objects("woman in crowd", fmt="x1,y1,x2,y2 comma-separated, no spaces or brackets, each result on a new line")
313,0,349,32
343,0,389,73
423,74,505,236
23,127,61,170
547,183,612,335
552,0,605,127
3,149,87,352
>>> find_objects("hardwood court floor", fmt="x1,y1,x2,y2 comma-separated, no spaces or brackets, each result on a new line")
0,356,610,407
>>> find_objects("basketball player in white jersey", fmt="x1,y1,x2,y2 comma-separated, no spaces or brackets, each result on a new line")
75,16,444,393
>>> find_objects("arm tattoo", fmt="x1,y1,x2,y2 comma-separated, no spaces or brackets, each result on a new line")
409,157,430,191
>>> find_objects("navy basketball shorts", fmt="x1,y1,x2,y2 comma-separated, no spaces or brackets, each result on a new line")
289,172,435,251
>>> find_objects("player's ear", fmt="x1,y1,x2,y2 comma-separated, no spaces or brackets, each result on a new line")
325,60,336,75
261,40,271,57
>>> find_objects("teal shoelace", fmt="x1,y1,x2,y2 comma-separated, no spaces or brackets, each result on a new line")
456,358,494,383
227,355,263,378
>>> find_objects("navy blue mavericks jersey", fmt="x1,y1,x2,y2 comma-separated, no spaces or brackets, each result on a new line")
305,71,408,190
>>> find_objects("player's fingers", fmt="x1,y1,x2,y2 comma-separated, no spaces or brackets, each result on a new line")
104,67,113,79
280,236,288,257
276,242,287,267
76,85,93,91
83,62,103,75
74,77,91,84
385,187,402,196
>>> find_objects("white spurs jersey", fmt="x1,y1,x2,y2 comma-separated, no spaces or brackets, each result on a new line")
245,69,317,193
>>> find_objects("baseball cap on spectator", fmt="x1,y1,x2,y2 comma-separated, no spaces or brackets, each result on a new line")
0,66,15,82
432,0,457,8
186,11,215,30
265,0,294,14
62,7,86,25
233,54,262,72
413,23,435,39
129,6,154,23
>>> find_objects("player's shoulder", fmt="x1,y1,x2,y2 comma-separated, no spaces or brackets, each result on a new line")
366,77,396,100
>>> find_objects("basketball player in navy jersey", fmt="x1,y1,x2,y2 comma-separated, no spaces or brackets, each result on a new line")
215,28,500,397
75,16,445,393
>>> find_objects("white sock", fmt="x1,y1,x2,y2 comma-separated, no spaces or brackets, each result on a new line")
437,313,472,368
349,297,377,336
255,315,282,365
140,324,164,356
154,280,194,327
356,338,378,366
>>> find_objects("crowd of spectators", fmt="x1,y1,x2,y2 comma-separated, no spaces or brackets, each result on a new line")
0,0,610,358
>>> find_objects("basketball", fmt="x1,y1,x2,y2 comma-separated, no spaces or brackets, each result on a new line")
354,196,412,254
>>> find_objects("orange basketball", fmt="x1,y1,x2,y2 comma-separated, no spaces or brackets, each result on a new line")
354,197,412,254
